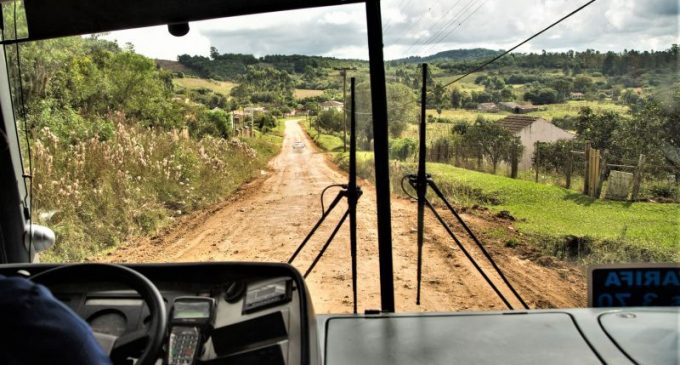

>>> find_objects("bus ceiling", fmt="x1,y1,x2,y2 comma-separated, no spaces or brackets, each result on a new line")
16,0,364,41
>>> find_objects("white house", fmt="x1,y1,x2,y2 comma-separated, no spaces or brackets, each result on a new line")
320,100,344,111
496,115,574,170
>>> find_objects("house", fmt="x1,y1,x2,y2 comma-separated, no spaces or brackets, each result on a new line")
477,102,499,113
233,107,266,127
496,115,574,170
498,101,539,114
320,100,344,111
569,92,584,100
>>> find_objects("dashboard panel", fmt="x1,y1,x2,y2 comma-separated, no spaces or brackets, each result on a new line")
0,262,319,365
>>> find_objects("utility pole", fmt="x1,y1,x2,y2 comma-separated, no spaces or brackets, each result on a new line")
334,67,357,152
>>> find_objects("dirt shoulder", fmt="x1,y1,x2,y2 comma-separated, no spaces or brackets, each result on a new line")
102,120,586,313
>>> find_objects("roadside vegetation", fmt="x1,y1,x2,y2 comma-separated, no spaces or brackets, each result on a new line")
11,37,281,262
331,149,680,264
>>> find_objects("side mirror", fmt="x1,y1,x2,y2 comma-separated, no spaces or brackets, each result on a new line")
28,224,56,253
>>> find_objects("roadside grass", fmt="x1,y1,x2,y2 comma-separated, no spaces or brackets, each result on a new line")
173,77,236,95
35,122,281,262
299,120,345,152
331,148,680,263
294,89,324,99
419,163,679,263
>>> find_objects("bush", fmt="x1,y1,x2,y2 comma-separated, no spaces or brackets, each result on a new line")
389,137,416,161
316,109,343,132
647,183,679,200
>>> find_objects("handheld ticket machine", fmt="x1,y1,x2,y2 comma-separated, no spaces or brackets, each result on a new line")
166,297,216,365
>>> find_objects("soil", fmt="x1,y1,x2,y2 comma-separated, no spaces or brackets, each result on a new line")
102,120,587,313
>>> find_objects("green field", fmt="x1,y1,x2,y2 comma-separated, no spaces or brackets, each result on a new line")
294,89,324,99
419,163,680,262
175,77,323,101
174,77,237,95
526,100,629,120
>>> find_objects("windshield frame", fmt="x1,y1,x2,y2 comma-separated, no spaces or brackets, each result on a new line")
0,0,397,312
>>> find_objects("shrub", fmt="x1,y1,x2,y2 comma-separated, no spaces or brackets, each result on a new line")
389,137,416,161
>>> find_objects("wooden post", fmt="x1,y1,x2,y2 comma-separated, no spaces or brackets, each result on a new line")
631,154,646,200
583,142,591,195
511,147,519,179
595,149,607,198
566,150,573,189
535,142,541,183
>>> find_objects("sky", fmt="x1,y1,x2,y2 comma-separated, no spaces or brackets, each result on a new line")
105,0,679,61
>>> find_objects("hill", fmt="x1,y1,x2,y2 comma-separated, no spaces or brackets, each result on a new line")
390,48,502,64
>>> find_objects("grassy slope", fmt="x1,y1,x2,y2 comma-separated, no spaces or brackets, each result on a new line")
294,89,324,99
174,77,323,100
173,77,237,95
419,163,680,262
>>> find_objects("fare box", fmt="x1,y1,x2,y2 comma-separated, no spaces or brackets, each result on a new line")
588,263,680,308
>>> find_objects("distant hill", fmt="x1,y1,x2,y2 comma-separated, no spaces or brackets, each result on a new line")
174,52,366,82
390,48,502,64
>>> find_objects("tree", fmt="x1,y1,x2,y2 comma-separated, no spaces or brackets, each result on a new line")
575,107,620,149
354,81,417,149
450,87,464,109
255,113,277,133
573,76,593,93
316,109,343,132
464,119,520,173
430,82,446,116
229,65,294,108
524,87,559,105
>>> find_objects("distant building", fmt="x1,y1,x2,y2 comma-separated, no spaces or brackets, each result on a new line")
498,101,539,114
569,92,585,100
496,115,574,170
233,107,266,126
477,102,499,113
320,100,344,111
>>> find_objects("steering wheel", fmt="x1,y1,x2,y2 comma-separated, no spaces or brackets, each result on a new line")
30,263,167,365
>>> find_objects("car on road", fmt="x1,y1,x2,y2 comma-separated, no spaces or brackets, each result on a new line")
293,141,305,151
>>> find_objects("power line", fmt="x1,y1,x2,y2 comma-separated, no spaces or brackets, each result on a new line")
412,0,475,53
415,0,479,57
383,0,416,34
389,6,434,51
443,0,598,89
401,0,469,57
419,0,488,58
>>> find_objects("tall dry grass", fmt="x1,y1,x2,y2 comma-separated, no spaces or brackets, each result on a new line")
31,116,278,262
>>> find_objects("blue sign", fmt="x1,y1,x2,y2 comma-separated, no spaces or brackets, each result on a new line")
589,265,680,307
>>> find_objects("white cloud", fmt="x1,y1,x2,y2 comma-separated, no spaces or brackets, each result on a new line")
104,0,679,61
104,25,211,60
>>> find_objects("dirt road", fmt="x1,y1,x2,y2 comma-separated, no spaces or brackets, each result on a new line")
105,120,586,313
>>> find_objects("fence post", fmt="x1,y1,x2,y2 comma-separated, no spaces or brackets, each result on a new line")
583,142,591,195
595,149,607,198
510,145,519,179
631,154,646,200
534,142,541,183
565,150,573,189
